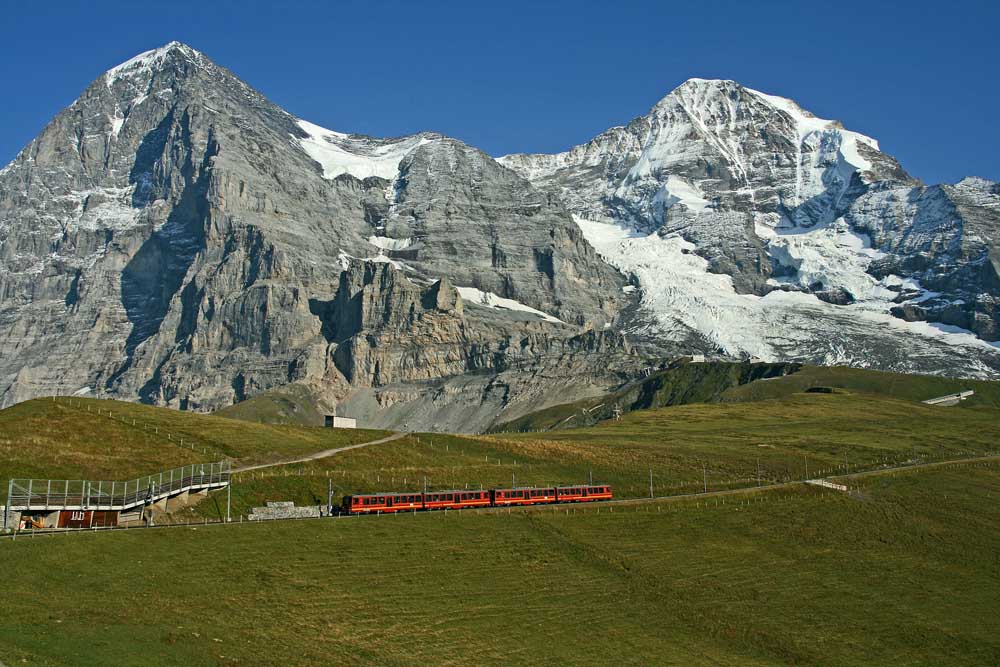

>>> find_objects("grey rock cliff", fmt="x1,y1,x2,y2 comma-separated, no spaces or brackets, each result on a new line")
0,42,634,421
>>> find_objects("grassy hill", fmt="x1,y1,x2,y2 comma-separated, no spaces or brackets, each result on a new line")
0,396,389,490
213,383,332,426
183,389,1000,521
719,364,1000,406
493,362,1000,432
4,387,999,524
2,462,998,665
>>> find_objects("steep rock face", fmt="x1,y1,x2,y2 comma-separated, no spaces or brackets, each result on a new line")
366,138,623,326
848,177,1000,339
0,43,631,415
501,79,1000,375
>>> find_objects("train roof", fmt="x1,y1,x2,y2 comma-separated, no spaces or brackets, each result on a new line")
346,484,608,498
348,489,489,497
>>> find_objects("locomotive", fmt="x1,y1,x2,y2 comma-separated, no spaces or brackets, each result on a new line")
342,484,612,514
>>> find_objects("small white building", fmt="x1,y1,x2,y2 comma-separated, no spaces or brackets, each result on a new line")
325,416,357,429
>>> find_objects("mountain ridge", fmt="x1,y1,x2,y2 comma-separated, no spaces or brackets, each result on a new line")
1,42,998,428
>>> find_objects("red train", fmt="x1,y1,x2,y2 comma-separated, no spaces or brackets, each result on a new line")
342,485,612,514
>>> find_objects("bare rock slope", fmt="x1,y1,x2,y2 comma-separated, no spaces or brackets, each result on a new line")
0,43,633,428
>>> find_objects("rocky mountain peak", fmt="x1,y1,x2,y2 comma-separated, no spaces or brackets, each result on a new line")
500,79,1000,374
103,41,206,86
0,42,631,422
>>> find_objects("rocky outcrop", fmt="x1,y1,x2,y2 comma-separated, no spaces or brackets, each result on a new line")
848,177,1000,340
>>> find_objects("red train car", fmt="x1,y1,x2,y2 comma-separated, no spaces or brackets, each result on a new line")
343,492,423,514
491,487,557,506
424,490,491,511
556,485,613,502
341,484,613,514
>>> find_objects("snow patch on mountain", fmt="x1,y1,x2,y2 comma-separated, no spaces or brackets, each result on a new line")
455,287,565,324
651,176,711,213
368,235,417,251
573,216,1000,366
747,88,878,173
757,216,900,303
295,119,433,180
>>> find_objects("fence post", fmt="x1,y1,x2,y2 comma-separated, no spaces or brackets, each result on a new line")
4,479,11,532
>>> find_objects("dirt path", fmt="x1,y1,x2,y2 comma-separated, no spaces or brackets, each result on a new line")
233,432,408,473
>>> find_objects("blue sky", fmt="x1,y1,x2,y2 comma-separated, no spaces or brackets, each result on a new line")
1,0,997,184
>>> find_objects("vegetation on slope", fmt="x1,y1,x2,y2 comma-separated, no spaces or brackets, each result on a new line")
2,464,999,666
494,362,1000,432
0,397,388,490
4,383,998,523
719,364,1000,406
181,390,1000,520
213,383,332,426
490,361,800,432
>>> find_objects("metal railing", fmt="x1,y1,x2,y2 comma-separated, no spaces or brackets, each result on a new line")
5,461,231,516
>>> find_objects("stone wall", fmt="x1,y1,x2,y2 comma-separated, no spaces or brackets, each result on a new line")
1,506,20,531
247,501,321,521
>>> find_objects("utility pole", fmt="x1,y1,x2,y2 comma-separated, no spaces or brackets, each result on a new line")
327,478,334,516
804,456,808,480
703,463,708,494
648,469,654,498
756,457,761,487
589,469,593,486
226,480,231,523
512,471,516,489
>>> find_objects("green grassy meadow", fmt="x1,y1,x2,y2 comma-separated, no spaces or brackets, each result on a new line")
190,390,1000,520
2,463,999,666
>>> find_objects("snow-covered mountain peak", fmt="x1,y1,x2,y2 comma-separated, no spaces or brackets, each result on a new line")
955,176,999,193
104,41,205,88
